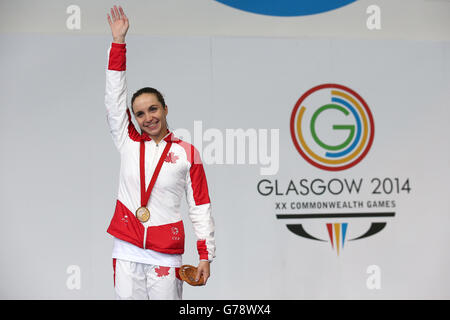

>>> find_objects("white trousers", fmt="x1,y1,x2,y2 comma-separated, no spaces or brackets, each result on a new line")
113,258,183,300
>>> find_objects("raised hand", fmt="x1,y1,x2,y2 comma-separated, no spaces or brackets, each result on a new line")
107,5,129,44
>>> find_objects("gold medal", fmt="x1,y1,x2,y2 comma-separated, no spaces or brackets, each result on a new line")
136,206,150,222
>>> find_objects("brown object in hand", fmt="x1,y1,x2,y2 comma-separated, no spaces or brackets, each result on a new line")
179,265,204,286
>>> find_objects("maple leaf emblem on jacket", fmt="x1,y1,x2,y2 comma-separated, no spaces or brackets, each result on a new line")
165,152,179,164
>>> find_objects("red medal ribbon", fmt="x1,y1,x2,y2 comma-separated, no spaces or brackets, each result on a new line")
139,139,172,208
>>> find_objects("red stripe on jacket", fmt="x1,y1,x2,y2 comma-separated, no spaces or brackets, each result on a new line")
197,240,209,260
175,140,211,206
107,200,185,254
108,43,126,71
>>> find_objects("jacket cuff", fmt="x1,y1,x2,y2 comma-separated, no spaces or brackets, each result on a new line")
197,239,210,261
108,43,126,71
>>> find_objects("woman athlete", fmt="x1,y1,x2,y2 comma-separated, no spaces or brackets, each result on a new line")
105,5,215,300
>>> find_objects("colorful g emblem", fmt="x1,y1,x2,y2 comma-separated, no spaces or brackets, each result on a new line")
290,84,375,171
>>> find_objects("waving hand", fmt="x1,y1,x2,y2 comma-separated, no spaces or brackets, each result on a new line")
107,5,129,44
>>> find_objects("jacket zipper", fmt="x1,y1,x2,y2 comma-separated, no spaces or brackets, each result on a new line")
143,226,148,249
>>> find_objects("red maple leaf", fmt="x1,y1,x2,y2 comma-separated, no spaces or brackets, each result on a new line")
165,152,179,164
155,266,170,277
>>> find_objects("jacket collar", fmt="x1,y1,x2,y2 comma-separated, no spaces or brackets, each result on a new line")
140,130,179,143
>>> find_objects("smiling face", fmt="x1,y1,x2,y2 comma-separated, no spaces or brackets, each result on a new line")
132,93,169,143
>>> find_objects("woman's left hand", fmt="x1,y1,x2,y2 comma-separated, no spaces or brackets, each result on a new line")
195,260,210,285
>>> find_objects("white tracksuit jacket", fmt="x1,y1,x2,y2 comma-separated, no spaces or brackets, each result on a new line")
105,43,215,261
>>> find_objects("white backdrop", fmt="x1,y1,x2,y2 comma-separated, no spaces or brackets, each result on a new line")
0,33,448,299
0,0,449,300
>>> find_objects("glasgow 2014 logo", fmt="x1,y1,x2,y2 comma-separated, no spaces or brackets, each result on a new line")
290,84,375,171
269,83,395,256
258,84,410,255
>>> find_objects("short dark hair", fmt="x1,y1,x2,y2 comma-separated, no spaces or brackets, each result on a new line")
131,87,166,113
